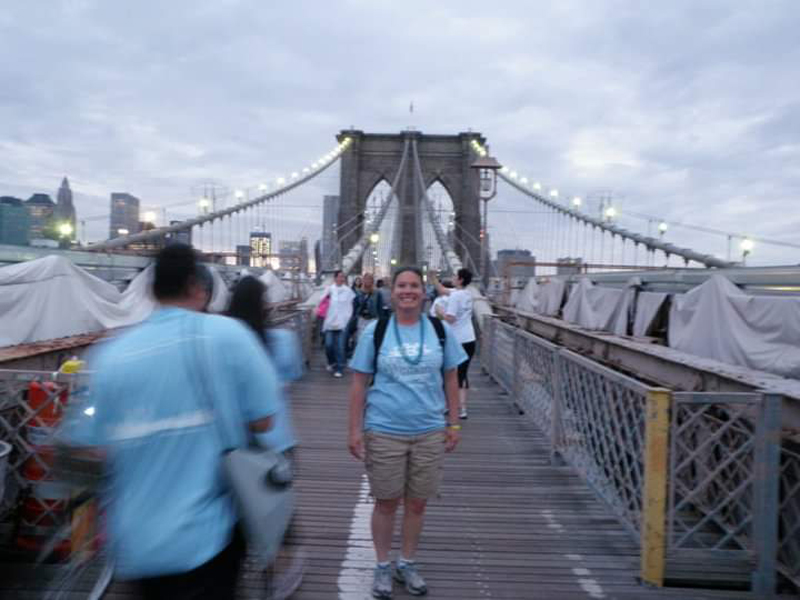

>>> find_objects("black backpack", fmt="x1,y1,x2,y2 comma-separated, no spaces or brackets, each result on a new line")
372,316,446,377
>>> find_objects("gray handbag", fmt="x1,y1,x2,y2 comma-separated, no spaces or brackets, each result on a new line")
189,317,295,568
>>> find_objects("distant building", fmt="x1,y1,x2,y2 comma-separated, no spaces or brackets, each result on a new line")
236,245,251,266
497,249,537,278
0,196,30,246
250,231,272,268
321,195,339,271
54,177,77,239
313,239,322,279
279,238,309,274
25,193,56,240
109,193,140,239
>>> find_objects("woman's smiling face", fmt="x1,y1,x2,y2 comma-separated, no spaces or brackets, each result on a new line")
391,270,424,312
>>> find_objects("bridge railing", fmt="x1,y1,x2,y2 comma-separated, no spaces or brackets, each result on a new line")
481,316,798,595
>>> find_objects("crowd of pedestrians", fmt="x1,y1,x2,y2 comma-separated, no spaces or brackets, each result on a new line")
59,242,476,600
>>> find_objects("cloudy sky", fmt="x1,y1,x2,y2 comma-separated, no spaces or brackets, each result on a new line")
1,1,798,266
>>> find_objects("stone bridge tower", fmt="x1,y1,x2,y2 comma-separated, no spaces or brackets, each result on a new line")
336,129,485,271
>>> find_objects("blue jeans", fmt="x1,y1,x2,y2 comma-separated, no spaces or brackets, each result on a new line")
324,330,346,373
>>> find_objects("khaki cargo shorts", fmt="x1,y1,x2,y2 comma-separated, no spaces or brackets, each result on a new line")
364,430,446,500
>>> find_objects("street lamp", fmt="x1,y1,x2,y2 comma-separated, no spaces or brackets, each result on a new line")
143,211,157,224
572,197,582,209
741,238,754,264
58,222,73,238
658,221,668,237
117,228,129,236
470,153,502,284
604,206,617,222
369,233,380,244
198,197,211,214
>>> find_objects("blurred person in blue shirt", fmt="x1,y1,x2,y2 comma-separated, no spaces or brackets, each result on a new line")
63,244,283,599
225,275,304,456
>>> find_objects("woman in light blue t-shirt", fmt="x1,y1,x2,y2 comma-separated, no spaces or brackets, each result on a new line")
348,266,466,599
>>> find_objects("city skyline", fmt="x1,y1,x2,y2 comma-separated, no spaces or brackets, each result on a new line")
0,3,798,265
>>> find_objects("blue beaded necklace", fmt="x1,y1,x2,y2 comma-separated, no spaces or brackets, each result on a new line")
392,315,425,365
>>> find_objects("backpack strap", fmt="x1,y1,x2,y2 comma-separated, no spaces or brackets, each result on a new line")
427,315,446,350
372,317,391,376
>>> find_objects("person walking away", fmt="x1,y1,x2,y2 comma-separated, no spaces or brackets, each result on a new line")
60,244,283,600
348,266,466,599
226,275,305,600
432,269,475,419
322,269,355,378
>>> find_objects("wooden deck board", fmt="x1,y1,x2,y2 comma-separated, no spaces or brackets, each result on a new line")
0,350,777,599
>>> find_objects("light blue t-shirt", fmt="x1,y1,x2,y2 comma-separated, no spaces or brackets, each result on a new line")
254,328,304,452
349,316,467,435
63,307,282,579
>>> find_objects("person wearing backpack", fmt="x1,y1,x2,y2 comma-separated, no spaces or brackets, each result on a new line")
347,266,466,599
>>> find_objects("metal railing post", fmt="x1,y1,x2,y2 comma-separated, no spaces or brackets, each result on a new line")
512,330,523,414
640,389,671,587
752,393,782,597
488,319,497,382
550,351,565,465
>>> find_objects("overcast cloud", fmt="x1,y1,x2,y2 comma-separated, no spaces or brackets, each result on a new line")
1,1,798,265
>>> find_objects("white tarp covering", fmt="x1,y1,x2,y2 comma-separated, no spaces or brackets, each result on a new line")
669,274,800,378
0,255,157,347
258,271,290,304
206,266,231,313
0,256,235,347
562,278,630,334
512,278,566,317
538,280,566,316
633,291,669,337
514,278,538,313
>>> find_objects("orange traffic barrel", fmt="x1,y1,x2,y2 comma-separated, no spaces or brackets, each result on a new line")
16,381,71,557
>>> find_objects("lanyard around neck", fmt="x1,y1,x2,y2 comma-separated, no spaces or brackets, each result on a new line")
392,315,425,365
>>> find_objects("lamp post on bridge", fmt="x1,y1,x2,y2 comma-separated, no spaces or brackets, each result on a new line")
470,153,502,286
741,238,754,265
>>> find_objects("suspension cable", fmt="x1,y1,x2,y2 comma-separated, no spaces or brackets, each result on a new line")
411,140,463,274
88,138,352,252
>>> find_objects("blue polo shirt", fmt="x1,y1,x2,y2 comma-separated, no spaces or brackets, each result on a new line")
63,308,282,579
349,316,466,435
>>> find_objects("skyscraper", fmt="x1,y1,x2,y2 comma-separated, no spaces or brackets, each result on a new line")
249,231,272,268
54,177,77,238
109,193,140,239
321,195,339,271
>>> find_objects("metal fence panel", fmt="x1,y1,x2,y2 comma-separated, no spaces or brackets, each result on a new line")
778,443,800,588
668,393,762,553
558,350,653,538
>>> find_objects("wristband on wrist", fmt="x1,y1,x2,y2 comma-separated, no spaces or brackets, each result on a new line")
447,424,462,430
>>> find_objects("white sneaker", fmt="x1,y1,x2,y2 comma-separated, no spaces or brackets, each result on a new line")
459,408,468,420
333,371,344,378
325,364,334,373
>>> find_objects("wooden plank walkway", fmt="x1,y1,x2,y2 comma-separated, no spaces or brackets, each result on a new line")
0,349,769,599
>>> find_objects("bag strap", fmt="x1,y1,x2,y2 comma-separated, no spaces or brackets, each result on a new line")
183,314,235,453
